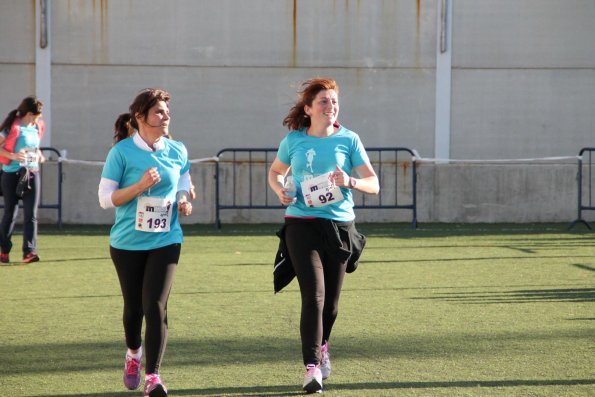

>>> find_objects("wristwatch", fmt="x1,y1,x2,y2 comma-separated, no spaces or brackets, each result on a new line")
349,177,357,189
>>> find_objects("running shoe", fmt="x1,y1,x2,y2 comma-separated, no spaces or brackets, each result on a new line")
22,252,39,264
144,373,167,397
123,353,142,390
321,343,332,380
302,364,323,394
0,253,9,263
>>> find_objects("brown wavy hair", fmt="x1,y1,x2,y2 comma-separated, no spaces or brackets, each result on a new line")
113,88,171,143
282,78,339,131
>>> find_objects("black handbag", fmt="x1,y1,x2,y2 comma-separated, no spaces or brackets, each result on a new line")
16,167,32,198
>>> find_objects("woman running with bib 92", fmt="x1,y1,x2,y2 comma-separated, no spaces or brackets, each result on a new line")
268,78,379,393
98,88,192,397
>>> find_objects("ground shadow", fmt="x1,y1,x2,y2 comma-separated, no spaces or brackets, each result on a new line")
4,329,592,377
573,263,595,272
32,378,595,397
413,287,595,303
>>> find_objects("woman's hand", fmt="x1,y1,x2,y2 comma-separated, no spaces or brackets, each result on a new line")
332,164,349,187
268,158,295,206
178,199,192,216
13,150,27,163
277,187,296,206
110,167,162,207
138,167,161,191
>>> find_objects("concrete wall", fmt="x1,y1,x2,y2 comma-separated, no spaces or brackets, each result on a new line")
3,0,591,164
41,0,436,162
451,0,595,159
1,1,594,224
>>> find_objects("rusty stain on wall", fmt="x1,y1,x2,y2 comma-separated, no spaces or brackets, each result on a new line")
292,0,297,67
416,0,421,68
99,0,108,64
417,0,421,23
400,160,410,177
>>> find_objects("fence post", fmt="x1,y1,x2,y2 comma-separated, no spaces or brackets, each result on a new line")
569,147,594,230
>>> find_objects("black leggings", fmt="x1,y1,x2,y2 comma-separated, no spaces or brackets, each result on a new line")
110,243,180,374
0,170,40,256
284,220,348,366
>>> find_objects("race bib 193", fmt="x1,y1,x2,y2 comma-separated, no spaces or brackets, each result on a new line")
300,172,345,207
135,196,173,232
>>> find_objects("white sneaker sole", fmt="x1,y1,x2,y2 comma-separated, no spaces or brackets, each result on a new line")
303,379,323,394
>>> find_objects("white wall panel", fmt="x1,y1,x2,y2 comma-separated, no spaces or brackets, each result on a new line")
454,0,595,68
52,65,435,161
0,0,35,63
451,69,595,159
51,0,435,68
0,65,36,119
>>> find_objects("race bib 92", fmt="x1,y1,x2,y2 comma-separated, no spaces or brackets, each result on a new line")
300,172,345,207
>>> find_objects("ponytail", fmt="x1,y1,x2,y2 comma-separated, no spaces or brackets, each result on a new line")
0,109,19,133
113,113,134,144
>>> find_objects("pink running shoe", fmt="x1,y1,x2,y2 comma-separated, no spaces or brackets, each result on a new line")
144,373,167,397
22,252,39,264
302,364,323,394
321,343,332,380
123,353,142,390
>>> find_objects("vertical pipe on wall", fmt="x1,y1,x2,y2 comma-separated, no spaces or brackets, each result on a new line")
36,0,52,147
434,0,452,162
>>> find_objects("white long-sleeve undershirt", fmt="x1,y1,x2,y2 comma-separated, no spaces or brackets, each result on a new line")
98,133,191,209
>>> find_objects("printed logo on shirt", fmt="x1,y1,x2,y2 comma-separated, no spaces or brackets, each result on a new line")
305,148,316,173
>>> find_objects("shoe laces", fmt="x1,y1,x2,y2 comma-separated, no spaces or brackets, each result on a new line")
125,356,141,375
145,373,161,385
305,364,318,376
321,344,330,363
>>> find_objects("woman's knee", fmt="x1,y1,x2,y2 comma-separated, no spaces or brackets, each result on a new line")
143,300,167,323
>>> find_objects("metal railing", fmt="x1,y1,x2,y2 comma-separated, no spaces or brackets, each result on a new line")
569,147,595,230
214,147,417,229
0,147,63,228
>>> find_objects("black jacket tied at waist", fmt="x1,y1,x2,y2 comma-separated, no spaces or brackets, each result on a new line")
273,217,366,293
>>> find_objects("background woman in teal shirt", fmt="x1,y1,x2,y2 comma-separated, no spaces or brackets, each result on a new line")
0,96,45,264
268,78,379,393
98,88,192,397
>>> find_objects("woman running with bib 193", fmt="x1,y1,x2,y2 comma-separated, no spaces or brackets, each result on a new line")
98,88,192,397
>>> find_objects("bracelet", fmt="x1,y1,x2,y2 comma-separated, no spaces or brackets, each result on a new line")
349,177,357,189
176,190,190,202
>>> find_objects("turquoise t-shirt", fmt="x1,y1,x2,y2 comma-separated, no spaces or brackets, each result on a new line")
101,137,190,250
1,125,41,172
276,125,370,221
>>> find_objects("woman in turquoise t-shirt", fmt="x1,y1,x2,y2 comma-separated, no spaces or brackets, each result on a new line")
0,96,45,264
98,88,192,397
268,78,379,393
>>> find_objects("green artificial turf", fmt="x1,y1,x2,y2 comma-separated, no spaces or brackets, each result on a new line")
0,223,593,396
